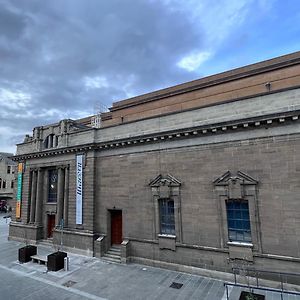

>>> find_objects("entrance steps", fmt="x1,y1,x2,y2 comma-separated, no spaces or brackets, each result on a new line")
37,239,54,248
102,245,121,263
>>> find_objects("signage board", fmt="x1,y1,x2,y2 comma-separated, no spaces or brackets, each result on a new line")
76,154,83,224
16,163,23,218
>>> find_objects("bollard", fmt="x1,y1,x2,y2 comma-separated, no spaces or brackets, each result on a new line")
64,256,69,271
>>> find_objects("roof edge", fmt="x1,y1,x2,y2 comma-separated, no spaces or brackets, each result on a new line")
108,51,300,112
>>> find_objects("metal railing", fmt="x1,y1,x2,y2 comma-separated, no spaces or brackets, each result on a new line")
224,282,300,300
223,267,300,300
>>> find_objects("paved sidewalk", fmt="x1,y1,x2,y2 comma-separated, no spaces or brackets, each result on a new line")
1,214,300,300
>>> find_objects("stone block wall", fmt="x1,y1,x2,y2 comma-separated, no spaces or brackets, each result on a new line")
95,132,300,271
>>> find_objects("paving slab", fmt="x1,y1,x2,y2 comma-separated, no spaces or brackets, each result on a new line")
1,213,300,300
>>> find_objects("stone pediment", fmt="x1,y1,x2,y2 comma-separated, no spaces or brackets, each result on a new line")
213,171,258,186
149,174,181,188
213,171,258,199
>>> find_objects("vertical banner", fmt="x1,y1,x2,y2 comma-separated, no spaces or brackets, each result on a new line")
16,163,23,218
76,154,83,224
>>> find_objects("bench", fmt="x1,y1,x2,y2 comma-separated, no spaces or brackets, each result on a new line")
31,255,48,265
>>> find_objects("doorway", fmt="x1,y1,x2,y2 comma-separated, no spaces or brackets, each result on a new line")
111,210,122,245
47,214,56,238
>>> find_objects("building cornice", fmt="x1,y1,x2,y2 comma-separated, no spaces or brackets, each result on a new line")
12,109,300,162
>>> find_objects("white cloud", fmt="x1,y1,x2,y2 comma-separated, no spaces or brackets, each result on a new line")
84,76,109,90
180,0,253,45
0,88,31,109
177,51,212,72
0,126,22,154
167,0,264,72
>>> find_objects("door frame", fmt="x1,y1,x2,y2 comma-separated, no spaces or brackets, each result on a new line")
109,209,123,245
47,214,56,238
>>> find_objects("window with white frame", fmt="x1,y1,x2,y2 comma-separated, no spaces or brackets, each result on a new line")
226,199,251,243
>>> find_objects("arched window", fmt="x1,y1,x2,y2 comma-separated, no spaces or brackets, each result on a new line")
44,134,57,149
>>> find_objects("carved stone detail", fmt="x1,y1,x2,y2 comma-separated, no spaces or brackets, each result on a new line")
213,171,258,199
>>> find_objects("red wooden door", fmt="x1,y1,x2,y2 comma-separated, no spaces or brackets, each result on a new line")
47,215,56,238
111,210,122,245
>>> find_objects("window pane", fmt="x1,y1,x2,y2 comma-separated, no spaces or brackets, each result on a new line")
244,231,252,242
159,199,175,235
227,209,234,219
240,202,248,209
233,210,241,219
226,200,251,242
242,210,250,220
48,169,58,203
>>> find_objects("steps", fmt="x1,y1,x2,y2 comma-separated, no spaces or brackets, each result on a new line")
37,239,54,247
102,245,121,263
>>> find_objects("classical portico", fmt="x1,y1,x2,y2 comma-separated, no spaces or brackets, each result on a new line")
12,165,70,241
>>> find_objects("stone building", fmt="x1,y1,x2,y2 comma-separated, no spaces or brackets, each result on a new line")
0,152,16,210
9,51,300,276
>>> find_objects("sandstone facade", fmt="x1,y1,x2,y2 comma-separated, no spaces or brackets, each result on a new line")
9,51,300,276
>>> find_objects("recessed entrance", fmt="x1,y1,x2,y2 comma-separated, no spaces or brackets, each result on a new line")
47,214,56,238
111,210,122,245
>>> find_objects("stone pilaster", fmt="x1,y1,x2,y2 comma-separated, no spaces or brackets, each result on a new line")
29,170,37,223
56,167,65,227
35,169,43,225
63,166,69,227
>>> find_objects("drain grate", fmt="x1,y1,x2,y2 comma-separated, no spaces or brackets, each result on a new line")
62,280,77,288
170,282,183,289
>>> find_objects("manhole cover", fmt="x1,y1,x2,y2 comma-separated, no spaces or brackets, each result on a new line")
170,282,183,289
62,280,77,288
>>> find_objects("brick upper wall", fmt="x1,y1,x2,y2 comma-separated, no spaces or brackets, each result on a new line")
100,51,300,127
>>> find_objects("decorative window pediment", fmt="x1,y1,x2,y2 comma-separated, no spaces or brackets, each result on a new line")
213,171,258,186
149,174,181,188
214,171,258,199
149,174,181,199
149,173,183,244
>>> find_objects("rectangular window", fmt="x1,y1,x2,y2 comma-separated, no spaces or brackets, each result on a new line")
48,169,58,203
226,200,251,242
159,199,175,235
2,181,6,189
7,166,11,174
11,181,14,189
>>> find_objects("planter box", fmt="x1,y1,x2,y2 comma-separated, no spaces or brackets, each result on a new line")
239,291,265,300
47,251,67,272
18,245,37,263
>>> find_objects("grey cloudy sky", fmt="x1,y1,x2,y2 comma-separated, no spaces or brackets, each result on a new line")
1,0,300,153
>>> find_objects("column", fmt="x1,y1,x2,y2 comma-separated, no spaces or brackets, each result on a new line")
49,135,53,148
63,167,69,227
35,169,43,225
29,170,37,223
56,167,65,227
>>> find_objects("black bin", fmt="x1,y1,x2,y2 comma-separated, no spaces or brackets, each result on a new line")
18,245,37,263
47,251,67,271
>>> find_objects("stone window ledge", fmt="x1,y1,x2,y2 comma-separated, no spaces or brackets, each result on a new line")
158,234,176,239
158,234,176,251
227,241,253,248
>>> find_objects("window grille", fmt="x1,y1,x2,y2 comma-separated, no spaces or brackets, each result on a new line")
226,200,251,242
159,199,175,235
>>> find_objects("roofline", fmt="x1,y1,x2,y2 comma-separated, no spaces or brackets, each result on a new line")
108,51,300,112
